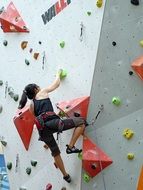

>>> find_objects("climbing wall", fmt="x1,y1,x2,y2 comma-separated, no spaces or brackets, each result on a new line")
82,0,143,190
0,0,105,189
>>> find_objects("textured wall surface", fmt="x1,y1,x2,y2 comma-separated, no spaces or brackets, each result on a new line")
0,0,105,189
82,0,143,190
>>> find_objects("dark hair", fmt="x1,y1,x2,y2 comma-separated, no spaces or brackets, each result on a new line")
18,83,39,109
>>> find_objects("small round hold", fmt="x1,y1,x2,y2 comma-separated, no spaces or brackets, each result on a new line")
7,162,12,170
129,71,134,76
13,94,19,102
0,80,3,86
38,41,42,44
91,163,97,170
112,41,116,46
3,40,8,46
25,59,30,65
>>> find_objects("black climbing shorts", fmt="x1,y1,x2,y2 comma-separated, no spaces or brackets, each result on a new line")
38,116,86,157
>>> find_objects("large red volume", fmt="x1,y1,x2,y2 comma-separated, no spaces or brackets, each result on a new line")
0,2,29,32
13,106,35,150
131,55,143,80
82,137,113,177
56,96,90,119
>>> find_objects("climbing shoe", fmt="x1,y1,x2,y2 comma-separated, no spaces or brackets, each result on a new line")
63,174,71,183
66,145,82,154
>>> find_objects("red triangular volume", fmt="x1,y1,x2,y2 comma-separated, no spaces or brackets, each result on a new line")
0,2,29,32
131,55,143,80
82,137,113,178
56,96,90,119
13,106,35,150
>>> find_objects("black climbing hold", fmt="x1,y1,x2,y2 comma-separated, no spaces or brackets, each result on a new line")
7,162,12,170
26,167,31,175
31,160,37,167
3,40,8,46
1,140,7,146
131,0,139,5
74,112,81,117
129,71,134,75
91,163,97,170
112,41,116,46
39,41,42,44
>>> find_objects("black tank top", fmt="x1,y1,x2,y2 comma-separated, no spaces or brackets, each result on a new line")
33,98,54,117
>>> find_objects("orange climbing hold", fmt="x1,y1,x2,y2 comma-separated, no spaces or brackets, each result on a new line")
13,106,35,150
0,2,29,33
82,136,113,178
137,166,143,190
131,55,143,80
56,96,90,119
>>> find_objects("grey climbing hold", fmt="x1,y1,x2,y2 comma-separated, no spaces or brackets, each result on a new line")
25,59,30,65
19,187,27,190
0,7,4,14
26,167,31,175
1,140,7,147
13,94,19,102
3,40,8,46
131,0,139,5
0,105,3,113
0,80,3,86
61,187,66,190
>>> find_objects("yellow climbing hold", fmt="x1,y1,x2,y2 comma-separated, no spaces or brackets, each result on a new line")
139,40,143,47
96,0,103,8
127,153,134,160
123,128,134,140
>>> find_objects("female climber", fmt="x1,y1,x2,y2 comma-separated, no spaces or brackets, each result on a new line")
18,70,86,183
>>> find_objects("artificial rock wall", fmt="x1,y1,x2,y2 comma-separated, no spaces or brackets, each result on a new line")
0,0,105,189
82,0,143,190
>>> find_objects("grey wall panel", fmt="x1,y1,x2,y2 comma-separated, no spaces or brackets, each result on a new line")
82,0,143,189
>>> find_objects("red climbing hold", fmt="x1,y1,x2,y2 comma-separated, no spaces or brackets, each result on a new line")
56,96,90,119
0,2,29,33
46,183,52,190
13,106,35,150
82,136,113,178
131,55,143,80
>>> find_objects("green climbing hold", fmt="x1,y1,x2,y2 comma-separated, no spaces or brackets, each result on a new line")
139,40,143,47
25,59,30,65
0,80,3,86
60,41,65,48
26,167,31,175
78,152,82,160
87,11,91,16
31,160,37,167
13,94,19,102
7,162,12,170
3,40,8,46
60,70,67,79
83,173,90,183
112,97,121,106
